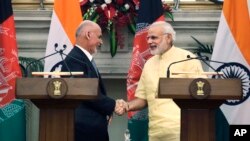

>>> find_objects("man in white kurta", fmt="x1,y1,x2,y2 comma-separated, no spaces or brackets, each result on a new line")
135,46,204,141
115,21,204,141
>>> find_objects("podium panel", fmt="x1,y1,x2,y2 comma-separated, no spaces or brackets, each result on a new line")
158,78,242,141
16,78,99,141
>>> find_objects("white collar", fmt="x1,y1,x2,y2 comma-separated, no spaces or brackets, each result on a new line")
75,44,93,61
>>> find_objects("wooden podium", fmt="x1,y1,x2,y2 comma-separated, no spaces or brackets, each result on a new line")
16,78,99,141
158,78,242,141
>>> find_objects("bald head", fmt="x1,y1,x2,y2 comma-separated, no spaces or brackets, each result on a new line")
75,20,103,55
76,20,101,38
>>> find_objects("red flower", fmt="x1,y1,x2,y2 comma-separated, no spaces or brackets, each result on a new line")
103,4,117,20
116,0,124,5
81,0,172,56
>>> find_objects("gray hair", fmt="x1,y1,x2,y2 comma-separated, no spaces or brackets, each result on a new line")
150,21,176,41
75,20,99,37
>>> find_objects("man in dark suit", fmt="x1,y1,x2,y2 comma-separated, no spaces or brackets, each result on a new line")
61,20,124,141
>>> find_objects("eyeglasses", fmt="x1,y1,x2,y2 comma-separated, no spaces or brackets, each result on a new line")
146,33,169,40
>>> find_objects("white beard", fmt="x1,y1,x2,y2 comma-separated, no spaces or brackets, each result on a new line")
150,40,168,55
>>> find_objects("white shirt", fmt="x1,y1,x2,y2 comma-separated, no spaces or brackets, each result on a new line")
75,44,93,61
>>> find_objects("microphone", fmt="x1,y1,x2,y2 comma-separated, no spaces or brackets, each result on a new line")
187,55,217,71
25,43,66,77
187,55,229,78
166,55,210,78
57,44,73,77
25,43,92,78
59,46,92,78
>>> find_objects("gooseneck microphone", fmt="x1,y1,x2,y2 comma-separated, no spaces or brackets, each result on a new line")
187,55,218,71
25,43,91,78
54,44,94,78
58,44,73,77
166,56,193,78
25,43,67,77
166,55,211,78
187,55,229,78
187,55,221,77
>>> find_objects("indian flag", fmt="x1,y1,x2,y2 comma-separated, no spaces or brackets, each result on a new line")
44,0,82,72
211,0,250,140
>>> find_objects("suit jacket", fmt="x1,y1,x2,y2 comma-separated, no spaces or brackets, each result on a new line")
61,47,116,141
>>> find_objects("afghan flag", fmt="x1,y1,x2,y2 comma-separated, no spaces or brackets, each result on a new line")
44,0,82,72
126,0,165,140
0,0,25,140
211,0,250,140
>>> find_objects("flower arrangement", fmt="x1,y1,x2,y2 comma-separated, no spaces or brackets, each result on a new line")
80,0,173,57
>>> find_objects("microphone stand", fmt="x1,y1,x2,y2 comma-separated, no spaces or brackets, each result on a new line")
189,54,233,78
166,54,229,78
25,43,96,78
187,55,223,78
25,43,69,77
166,58,193,78
54,46,92,78
57,44,73,77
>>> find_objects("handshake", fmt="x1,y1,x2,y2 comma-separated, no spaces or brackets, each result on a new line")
114,99,129,116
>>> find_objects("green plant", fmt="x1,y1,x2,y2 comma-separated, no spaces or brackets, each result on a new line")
191,36,213,55
19,56,44,77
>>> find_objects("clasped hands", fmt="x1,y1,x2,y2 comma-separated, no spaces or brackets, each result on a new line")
114,99,129,116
